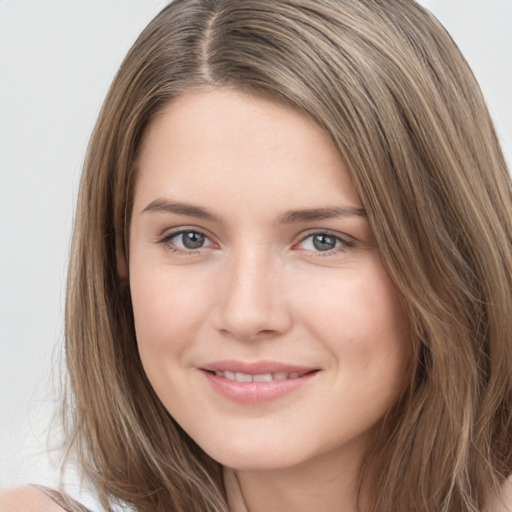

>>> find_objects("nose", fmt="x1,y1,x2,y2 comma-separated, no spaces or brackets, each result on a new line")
214,250,293,341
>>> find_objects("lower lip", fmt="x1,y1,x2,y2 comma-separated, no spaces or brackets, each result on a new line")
201,370,318,404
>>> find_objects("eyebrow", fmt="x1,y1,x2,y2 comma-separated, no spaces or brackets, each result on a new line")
142,199,222,223
142,199,366,224
278,206,366,224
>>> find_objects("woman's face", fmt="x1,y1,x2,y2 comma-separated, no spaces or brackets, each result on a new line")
129,88,410,471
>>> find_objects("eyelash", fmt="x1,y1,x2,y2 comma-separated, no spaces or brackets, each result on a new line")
295,230,355,256
159,229,214,254
158,229,355,256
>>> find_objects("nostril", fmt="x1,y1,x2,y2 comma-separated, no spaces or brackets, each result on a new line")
218,327,280,342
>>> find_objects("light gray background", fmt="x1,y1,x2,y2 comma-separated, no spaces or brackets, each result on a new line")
1,0,511,488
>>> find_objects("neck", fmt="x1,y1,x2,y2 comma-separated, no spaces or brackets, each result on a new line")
224,441,367,512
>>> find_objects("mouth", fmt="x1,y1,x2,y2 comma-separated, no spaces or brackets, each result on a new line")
199,360,320,404
202,369,314,382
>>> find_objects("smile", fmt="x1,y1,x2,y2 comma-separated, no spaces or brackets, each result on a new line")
199,360,319,404
211,370,306,382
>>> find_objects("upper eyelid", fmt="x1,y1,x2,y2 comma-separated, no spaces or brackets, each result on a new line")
296,229,354,244
160,226,212,241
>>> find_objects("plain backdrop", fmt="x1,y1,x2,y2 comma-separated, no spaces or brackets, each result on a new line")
1,0,511,488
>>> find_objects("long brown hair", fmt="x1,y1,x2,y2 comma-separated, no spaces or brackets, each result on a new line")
63,1,512,510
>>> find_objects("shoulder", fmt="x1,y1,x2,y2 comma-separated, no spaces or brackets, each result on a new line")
498,475,512,510
0,486,66,512
487,475,512,512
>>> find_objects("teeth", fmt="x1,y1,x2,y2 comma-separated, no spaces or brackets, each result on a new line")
236,372,253,383
252,373,273,382
213,371,304,382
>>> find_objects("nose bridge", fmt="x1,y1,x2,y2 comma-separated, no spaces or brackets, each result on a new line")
216,245,290,340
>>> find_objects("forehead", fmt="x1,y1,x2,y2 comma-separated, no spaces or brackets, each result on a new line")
134,87,361,215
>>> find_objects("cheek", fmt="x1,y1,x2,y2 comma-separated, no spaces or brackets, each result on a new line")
299,264,408,342
295,262,411,393
130,267,212,358
129,267,216,415
319,269,410,430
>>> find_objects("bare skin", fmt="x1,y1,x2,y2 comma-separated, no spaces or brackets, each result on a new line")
0,486,65,512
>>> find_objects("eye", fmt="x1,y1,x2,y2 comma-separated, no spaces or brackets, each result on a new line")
160,229,214,252
296,232,353,253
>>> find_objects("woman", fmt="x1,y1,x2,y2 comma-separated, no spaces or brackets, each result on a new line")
2,0,511,510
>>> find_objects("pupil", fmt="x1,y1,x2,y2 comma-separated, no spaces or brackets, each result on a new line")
312,234,336,251
183,231,205,249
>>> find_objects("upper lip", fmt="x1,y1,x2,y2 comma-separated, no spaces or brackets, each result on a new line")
200,359,317,375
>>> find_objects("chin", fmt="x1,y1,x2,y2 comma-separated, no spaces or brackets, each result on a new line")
196,435,308,472
189,418,376,476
